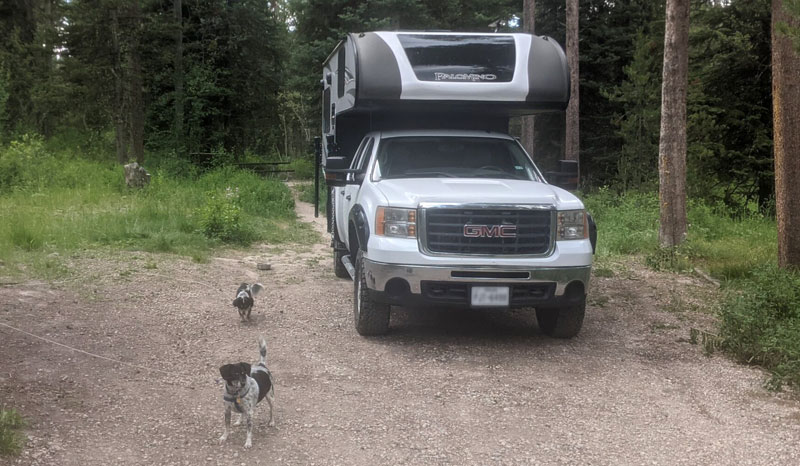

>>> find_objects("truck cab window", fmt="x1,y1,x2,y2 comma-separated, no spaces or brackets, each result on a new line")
374,136,541,181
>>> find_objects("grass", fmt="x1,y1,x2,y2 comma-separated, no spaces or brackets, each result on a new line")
0,136,318,279
296,181,328,215
0,408,25,456
583,189,776,281
716,265,800,389
286,156,317,180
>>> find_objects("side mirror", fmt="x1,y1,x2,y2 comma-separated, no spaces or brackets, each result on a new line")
323,156,351,187
324,168,364,187
324,156,350,170
546,160,579,191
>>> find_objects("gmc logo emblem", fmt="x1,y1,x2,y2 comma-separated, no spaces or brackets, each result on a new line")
463,224,517,238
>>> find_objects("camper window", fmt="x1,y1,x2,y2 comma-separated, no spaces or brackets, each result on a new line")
397,34,516,82
337,47,346,97
322,88,331,133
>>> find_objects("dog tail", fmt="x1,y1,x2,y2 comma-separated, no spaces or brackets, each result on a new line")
258,335,267,365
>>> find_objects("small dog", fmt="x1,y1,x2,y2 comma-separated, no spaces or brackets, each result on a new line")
232,283,264,321
218,336,275,448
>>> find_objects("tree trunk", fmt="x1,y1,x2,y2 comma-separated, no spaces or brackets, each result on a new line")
520,0,535,157
658,0,690,248
174,0,184,153
565,0,580,170
772,0,800,268
128,0,145,165
111,8,128,165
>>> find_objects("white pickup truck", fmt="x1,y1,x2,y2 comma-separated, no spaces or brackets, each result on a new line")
329,129,593,338
318,31,594,337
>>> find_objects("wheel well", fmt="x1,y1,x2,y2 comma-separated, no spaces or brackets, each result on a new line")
349,221,359,258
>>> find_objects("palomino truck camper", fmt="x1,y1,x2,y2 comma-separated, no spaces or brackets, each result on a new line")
317,31,595,338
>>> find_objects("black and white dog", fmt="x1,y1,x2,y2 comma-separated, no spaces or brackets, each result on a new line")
232,283,264,321
218,336,275,449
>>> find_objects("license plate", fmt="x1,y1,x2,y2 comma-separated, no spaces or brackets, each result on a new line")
470,286,510,307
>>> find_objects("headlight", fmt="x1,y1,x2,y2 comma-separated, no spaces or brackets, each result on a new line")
557,210,588,240
376,207,416,238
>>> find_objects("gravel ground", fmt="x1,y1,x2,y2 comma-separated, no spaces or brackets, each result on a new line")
1,190,799,466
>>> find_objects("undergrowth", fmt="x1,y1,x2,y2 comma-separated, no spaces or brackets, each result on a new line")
716,265,800,389
0,135,317,278
583,188,776,280
296,181,328,214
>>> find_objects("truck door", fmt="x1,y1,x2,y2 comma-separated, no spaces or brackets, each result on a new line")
335,137,368,244
340,137,374,248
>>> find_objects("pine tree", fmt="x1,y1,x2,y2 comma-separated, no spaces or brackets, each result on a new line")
658,0,690,248
772,0,800,268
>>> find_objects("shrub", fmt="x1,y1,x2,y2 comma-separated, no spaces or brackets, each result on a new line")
0,134,48,192
0,134,120,193
197,167,295,218
287,156,316,180
199,187,248,242
717,265,800,388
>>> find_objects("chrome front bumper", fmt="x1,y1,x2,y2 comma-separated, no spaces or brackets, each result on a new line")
363,259,591,297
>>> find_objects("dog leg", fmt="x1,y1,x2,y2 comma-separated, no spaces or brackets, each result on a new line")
244,410,254,449
266,390,275,427
233,412,242,426
247,306,252,320
219,406,231,444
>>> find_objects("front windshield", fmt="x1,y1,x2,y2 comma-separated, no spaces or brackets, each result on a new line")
373,136,541,181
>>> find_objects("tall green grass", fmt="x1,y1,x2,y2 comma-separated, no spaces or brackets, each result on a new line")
583,188,776,280
296,181,328,214
0,136,317,277
0,408,25,456
717,265,800,388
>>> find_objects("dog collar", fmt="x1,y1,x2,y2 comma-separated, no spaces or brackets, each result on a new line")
223,384,250,413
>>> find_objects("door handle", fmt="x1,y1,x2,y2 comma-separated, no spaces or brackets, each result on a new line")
340,190,345,195
346,195,351,200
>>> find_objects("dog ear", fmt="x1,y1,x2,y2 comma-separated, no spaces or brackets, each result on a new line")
219,365,230,379
250,283,264,297
239,362,251,376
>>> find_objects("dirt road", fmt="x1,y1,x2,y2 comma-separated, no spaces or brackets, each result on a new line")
2,190,799,465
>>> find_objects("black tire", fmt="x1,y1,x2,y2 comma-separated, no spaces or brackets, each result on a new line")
536,297,586,339
353,250,390,336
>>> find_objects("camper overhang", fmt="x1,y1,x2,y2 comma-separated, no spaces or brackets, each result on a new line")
333,31,570,116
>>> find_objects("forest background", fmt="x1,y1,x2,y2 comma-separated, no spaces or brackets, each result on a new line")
1,0,800,390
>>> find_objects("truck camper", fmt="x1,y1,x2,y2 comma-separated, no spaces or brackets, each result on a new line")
317,31,595,338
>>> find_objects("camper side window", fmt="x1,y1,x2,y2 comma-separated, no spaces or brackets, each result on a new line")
322,88,331,133
337,47,346,97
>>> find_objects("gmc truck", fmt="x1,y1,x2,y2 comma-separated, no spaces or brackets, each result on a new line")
318,32,595,338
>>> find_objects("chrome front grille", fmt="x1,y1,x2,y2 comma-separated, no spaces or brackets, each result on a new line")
419,205,554,256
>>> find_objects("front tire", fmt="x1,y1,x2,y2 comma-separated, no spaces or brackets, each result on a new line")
536,297,586,339
353,250,390,336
